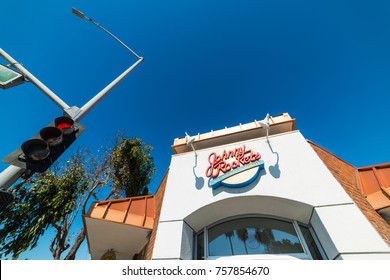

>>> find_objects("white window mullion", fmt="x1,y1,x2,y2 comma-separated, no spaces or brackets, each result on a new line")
309,227,328,259
293,220,312,259
204,227,209,259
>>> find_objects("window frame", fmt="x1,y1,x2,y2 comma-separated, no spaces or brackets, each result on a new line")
195,215,326,260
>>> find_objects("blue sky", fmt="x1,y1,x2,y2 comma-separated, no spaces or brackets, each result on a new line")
1,1,390,259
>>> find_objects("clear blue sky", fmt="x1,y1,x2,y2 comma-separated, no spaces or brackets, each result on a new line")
1,1,390,259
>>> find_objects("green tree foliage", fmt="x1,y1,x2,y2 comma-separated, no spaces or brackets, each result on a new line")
0,152,89,259
0,136,156,259
111,136,156,197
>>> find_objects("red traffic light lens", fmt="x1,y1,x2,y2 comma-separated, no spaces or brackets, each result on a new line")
21,139,50,161
55,116,74,135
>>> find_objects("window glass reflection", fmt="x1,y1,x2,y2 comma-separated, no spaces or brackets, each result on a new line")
197,232,204,260
299,225,323,260
208,217,303,257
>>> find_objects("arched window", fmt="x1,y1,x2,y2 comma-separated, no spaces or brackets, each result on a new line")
195,216,325,260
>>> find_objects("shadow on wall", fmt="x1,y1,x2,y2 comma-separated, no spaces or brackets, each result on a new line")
268,140,280,179
193,153,205,189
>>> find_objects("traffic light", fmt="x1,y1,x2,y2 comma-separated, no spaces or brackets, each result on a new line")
2,116,85,174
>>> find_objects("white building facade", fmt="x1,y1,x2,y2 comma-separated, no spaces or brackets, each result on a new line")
151,113,390,260
84,113,390,260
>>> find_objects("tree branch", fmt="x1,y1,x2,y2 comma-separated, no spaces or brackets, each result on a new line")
64,227,86,260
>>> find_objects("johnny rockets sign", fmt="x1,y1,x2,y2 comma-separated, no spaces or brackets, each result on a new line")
205,145,264,189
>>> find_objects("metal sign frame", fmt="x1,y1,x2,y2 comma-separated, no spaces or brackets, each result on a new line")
0,63,25,89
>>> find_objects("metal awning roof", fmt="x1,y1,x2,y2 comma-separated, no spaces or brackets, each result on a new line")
358,163,390,211
84,195,155,259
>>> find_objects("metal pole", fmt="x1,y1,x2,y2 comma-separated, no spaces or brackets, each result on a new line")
0,48,70,111
71,7,145,122
0,48,71,191
74,57,144,122
0,54,142,190
72,8,141,60
0,9,144,191
0,166,25,190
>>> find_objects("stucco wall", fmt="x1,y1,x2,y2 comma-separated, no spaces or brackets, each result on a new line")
309,141,390,246
152,131,390,259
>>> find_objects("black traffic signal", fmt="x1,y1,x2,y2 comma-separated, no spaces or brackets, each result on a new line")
2,116,85,174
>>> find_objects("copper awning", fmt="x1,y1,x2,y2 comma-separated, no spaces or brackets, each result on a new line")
358,163,390,211
84,195,155,259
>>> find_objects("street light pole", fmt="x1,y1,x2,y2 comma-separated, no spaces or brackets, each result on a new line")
71,8,142,60
75,57,143,122
0,48,70,111
0,8,144,192
70,7,144,122
0,48,72,189
0,165,25,190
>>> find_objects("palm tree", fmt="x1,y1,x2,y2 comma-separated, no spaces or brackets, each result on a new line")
224,231,235,255
256,228,275,254
236,228,249,254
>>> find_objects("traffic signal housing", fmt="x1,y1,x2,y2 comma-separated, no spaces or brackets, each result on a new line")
2,116,85,174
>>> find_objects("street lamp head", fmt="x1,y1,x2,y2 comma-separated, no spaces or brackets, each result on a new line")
185,132,196,145
71,7,142,60
257,113,270,129
185,132,197,155
256,113,270,143
72,7,85,19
